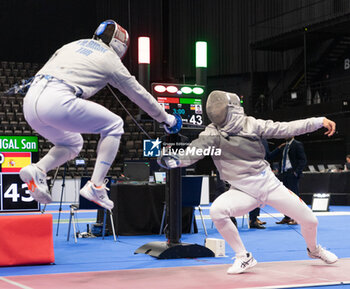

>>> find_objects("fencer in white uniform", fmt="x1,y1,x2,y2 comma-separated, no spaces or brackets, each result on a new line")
163,90,338,274
20,20,179,210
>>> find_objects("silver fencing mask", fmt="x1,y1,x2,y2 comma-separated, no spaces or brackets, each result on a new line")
206,90,241,127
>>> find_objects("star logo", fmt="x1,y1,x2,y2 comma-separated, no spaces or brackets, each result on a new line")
150,138,162,151
143,138,162,157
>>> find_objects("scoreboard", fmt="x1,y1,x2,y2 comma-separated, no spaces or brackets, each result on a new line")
152,83,205,127
0,135,40,212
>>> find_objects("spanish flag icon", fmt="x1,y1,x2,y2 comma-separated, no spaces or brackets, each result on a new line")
1,152,31,173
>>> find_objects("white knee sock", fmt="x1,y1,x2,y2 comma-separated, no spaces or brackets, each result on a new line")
300,221,318,251
213,217,247,256
91,135,121,186
36,146,74,173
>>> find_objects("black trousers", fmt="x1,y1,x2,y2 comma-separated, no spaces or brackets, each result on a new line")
249,207,260,222
280,169,300,195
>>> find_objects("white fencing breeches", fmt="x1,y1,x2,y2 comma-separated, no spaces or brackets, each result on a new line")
23,78,123,184
210,167,318,256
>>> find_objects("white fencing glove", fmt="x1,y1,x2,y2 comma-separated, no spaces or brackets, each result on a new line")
165,158,178,169
157,155,180,169
163,113,182,134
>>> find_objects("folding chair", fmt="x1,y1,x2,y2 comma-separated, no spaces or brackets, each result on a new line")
240,213,250,228
67,177,117,243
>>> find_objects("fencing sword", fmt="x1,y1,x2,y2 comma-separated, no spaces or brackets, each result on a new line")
106,84,206,139
107,84,152,140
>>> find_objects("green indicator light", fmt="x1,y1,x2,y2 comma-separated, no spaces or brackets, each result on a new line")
196,41,207,68
192,87,204,95
181,86,192,94
180,98,202,104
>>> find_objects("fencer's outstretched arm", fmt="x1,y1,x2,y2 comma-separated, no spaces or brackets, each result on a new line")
109,58,175,127
323,118,336,136
252,117,336,139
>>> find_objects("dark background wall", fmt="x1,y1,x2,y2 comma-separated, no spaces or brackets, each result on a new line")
0,0,252,77
1,0,350,165
0,0,98,62
2,1,349,75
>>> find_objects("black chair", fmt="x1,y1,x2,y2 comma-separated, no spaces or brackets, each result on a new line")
159,176,208,237
67,176,117,243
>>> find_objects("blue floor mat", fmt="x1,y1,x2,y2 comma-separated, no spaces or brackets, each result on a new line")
0,204,349,277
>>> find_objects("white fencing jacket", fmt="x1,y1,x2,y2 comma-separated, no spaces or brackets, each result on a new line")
37,39,173,125
178,109,324,183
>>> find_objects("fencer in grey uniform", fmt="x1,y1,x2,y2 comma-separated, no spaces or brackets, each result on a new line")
163,90,337,274
20,20,179,209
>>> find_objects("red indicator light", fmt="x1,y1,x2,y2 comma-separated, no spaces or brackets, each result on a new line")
138,37,150,64
154,85,166,93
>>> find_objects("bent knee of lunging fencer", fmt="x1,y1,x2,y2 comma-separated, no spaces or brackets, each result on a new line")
299,213,318,229
210,203,229,222
100,115,124,137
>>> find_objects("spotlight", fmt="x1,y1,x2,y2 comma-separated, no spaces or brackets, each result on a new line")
311,193,330,212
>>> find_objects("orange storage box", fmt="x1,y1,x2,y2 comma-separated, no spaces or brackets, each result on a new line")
0,214,55,266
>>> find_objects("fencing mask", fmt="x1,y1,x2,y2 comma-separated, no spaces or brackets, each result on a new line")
206,90,242,127
93,20,130,59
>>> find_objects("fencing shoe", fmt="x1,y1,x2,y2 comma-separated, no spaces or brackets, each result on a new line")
80,181,114,210
19,164,52,204
307,245,338,264
227,252,257,274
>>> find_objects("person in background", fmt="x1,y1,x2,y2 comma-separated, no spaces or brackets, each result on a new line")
275,136,306,225
344,154,350,171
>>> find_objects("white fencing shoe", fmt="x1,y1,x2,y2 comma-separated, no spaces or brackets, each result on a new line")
19,164,52,204
80,181,114,210
307,245,338,264
227,252,258,274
